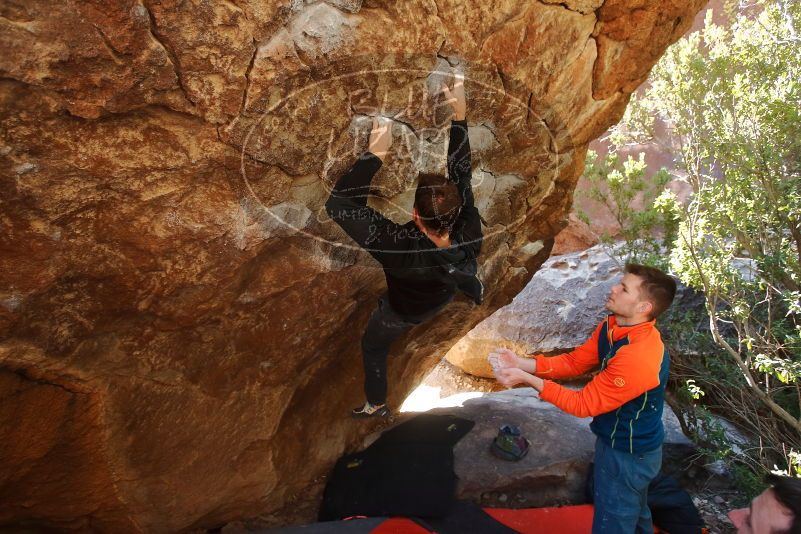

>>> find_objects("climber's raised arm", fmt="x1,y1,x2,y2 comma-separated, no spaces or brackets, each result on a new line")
442,74,474,209
325,117,406,261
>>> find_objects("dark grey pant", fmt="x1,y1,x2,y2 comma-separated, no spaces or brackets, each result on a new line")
361,294,450,405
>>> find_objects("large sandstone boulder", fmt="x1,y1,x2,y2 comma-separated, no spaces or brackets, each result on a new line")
1,1,705,531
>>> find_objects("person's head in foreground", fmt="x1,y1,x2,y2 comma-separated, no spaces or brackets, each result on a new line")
728,474,801,533
606,263,677,324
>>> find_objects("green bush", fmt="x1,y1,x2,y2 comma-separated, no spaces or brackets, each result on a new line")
578,150,679,270
581,0,801,485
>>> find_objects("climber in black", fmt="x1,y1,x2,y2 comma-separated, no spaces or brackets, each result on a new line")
325,72,483,418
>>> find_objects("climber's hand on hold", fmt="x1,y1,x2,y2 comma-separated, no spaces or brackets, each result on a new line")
368,116,392,161
441,70,466,121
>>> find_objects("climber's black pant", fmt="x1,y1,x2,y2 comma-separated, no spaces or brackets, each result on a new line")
361,294,451,405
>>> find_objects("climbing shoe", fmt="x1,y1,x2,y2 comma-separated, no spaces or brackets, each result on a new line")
490,424,530,461
351,401,390,419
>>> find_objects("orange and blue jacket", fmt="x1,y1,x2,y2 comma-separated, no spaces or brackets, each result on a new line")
535,315,669,454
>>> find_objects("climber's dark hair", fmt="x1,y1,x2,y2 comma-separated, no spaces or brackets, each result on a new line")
413,173,462,237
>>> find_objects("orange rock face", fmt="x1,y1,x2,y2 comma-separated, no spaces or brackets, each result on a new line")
0,0,705,531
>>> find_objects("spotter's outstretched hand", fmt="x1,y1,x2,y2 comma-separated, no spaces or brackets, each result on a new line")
495,367,531,388
489,347,522,373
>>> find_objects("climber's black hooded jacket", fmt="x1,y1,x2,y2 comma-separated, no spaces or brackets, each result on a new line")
325,119,483,317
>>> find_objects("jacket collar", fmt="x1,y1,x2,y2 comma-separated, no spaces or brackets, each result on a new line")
606,314,656,343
